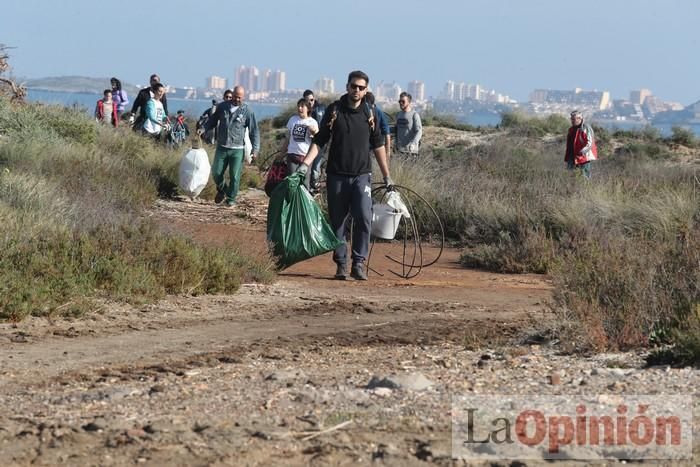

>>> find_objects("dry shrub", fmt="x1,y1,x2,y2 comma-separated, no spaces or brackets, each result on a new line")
402,125,698,355
461,225,556,274
552,230,700,353
0,221,276,321
0,98,276,322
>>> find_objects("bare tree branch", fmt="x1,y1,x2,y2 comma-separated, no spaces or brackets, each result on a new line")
0,44,26,103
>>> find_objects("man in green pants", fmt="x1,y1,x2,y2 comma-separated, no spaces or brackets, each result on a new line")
200,86,260,207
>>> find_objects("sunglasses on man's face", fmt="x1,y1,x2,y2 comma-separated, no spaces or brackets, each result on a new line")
349,83,367,91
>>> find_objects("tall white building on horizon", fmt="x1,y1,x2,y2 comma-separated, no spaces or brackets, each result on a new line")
267,70,286,92
234,65,287,93
314,77,335,95
443,80,455,100
235,65,259,92
206,75,227,90
375,81,402,102
468,84,481,100
630,88,652,106
406,80,425,102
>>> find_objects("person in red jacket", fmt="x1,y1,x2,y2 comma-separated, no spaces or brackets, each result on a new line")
565,110,597,179
95,89,118,128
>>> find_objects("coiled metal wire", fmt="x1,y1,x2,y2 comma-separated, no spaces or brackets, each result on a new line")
368,184,445,279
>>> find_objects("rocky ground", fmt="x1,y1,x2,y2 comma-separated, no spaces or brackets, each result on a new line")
0,190,698,466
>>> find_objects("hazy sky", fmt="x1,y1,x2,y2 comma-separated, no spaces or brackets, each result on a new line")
3,0,699,104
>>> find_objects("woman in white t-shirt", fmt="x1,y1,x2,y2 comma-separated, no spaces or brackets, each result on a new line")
280,98,319,189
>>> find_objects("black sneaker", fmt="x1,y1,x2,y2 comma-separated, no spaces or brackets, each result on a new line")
350,263,367,281
334,264,347,280
214,190,225,204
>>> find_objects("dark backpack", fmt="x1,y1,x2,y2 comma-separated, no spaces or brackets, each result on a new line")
327,99,375,133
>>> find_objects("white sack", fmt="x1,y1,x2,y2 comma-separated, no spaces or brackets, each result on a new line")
385,191,410,218
244,128,253,163
178,147,211,198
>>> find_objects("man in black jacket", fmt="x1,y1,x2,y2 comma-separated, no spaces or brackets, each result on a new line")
299,70,393,281
130,74,168,131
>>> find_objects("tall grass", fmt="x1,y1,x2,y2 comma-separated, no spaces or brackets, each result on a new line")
390,115,699,354
0,99,275,321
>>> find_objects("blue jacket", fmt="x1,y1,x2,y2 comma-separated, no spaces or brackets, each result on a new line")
375,105,389,136
206,102,260,152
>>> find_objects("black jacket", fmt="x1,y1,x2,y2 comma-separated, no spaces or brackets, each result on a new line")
313,95,383,176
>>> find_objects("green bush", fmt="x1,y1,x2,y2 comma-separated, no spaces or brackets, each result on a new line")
460,226,555,274
271,103,298,129
0,222,275,321
647,318,700,367
391,125,698,354
421,111,480,132
0,98,276,321
668,126,697,147
500,111,569,137
616,141,675,160
611,125,662,143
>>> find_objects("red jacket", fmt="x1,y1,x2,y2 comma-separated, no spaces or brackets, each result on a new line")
95,99,118,127
565,123,597,164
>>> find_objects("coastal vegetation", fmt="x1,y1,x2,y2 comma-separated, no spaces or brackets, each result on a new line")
263,105,699,361
0,99,275,322
388,112,699,361
22,76,141,97
0,85,697,364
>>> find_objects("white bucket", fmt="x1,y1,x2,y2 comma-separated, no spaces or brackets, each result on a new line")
372,203,403,240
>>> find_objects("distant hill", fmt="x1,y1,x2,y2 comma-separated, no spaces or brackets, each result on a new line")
24,76,140,95
652,100,700,125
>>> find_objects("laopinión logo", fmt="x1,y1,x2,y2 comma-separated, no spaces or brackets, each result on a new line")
452,395,693,461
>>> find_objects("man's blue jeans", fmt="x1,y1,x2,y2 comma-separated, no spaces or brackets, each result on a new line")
326,173,373,267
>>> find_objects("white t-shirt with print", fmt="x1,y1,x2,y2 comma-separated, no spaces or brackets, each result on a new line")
286,115,318,156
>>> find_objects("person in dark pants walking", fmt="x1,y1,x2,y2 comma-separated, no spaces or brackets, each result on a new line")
298,70,393,281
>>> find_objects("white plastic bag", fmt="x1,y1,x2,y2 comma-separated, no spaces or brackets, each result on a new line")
385,191,410,218
178,147,211,198
244,128,253,163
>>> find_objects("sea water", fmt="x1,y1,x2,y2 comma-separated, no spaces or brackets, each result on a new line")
25,89,284,121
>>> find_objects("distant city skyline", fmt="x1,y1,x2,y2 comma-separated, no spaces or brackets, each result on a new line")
3,0,699,104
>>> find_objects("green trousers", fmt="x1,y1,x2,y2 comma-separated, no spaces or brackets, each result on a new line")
212,146,245,205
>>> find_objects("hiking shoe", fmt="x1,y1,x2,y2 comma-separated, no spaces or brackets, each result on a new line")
350,263,367,281
224,201,235,208
334,264,347,280
214,190,226,204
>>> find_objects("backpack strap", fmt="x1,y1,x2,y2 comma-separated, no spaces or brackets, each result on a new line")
363,101,375,132
328,99,375,132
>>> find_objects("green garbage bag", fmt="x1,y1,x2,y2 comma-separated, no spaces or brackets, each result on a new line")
267,172,343,269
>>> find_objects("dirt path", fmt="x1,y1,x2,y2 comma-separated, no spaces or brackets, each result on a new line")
0,190,566,466
1,192,551,385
